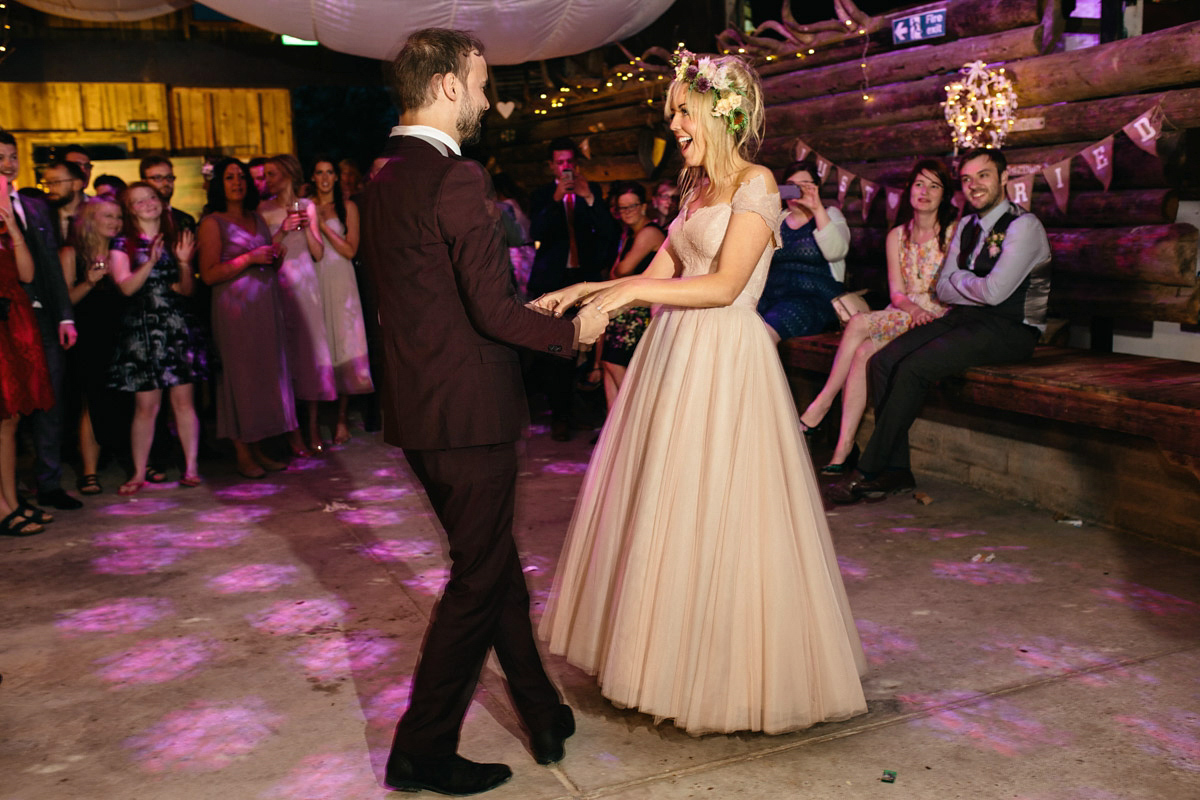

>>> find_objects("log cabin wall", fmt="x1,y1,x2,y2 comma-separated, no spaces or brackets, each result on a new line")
487,0,1200,357
0,82,293,188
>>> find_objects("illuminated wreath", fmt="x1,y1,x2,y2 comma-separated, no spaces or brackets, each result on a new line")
942,60,1018,152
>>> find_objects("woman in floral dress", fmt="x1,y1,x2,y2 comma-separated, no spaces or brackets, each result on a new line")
798,158,958,473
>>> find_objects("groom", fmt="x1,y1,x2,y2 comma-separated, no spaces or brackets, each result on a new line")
361,28,608,796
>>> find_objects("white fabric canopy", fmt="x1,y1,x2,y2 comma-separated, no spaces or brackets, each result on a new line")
21,0,675,64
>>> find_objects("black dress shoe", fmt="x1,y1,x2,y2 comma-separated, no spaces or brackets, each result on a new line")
384,751,512,796
530,703,575,765
826,471,867,505
36,489,83,510
854,468,916,500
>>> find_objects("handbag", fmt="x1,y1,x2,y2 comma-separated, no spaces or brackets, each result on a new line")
831,289,870,325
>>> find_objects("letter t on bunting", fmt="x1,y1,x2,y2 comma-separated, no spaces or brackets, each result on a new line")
1081,135,1114,191
1122,105,1165,157
1042,157,1072,214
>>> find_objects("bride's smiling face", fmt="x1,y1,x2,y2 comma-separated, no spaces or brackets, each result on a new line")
668,85,704,168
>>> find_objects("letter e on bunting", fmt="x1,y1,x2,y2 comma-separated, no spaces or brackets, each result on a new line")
793,138,812,162
1122,105,1165,157
1042,157,1072,214
837,168,856,207
860,178,880,222
885,187,903,226
1006,173,1034,211
1081,135,1114,190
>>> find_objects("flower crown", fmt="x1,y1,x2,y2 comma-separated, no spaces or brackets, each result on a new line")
671,49,748,136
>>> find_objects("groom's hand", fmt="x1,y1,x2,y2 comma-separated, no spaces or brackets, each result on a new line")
575,305,609,346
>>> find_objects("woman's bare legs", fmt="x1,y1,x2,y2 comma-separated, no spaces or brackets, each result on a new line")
601,362,626,409
333,396,351,444
306,400,322,451
828,336,882,465
1,416,21,515
169,383,200,480
800,313,873,429
78,402,101,478
123,389,162,490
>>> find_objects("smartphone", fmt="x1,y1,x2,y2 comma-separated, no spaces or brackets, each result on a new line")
561,168,575,185
779,183,801,200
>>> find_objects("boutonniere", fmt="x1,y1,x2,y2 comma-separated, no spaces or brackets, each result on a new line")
985,230,1005,258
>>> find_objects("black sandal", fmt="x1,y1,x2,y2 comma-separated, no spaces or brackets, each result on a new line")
18,499,53,525
2,509,44,537
77,474,103,495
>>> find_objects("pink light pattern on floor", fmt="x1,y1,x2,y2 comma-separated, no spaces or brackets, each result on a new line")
358,538,439,562
401,566,450,595
931,559,1038,585
212,483,286,500
247,597,350,635
55,597,175,636
887,526,989,541
898,690,1071,756
125,697,285,772
95,525,249,550
346,485,412,503
979,636,1159,688
92,547,190,575
261,751,383,800
288,630,398,680
1116,710,1200,773
196,505,273,526
364,678,413,725
336,508,407,527
102,498,181,516
206,564,301,594
1092,582,1199,616
854,618,921,665
95,636,221,688
837,556,869,580
542,460,589,475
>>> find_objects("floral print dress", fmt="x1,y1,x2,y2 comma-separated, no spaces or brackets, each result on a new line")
864,221,955,346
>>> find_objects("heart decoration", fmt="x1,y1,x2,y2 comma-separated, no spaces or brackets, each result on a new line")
496,101,516,119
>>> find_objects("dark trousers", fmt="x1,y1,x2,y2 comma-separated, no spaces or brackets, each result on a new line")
27,311,66,492
860,306,1039,474
392,442,560,757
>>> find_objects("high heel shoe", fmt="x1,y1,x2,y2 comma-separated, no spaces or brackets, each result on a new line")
820,443,859,476
799,413,826,437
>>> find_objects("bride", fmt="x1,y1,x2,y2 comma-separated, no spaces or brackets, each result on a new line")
534,51,868,735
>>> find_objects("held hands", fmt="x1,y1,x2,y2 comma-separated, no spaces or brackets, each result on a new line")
575,304,608,346
530,281,594,317
580,280,642,317
174,229,195,265
908,307,937,327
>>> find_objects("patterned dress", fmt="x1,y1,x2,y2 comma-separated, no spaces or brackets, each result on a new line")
863,222,955,346
0,236,54,417
756,215,845,339
601,222,664,368
108,235,209,392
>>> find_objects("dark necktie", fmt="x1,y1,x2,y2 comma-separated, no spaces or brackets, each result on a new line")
957,217,982,271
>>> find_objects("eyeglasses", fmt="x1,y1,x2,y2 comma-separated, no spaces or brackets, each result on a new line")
145,174,176,183
43,178,78,186
617,204,642,211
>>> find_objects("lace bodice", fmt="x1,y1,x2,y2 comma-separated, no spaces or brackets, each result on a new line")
667,174,783,310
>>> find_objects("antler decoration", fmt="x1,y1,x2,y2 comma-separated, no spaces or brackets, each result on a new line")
718,0,884,58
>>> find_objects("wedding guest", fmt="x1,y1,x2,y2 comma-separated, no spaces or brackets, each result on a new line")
41,160,87,246
260,154,335,454
197,157,297,478
93,175,126,200
62,145,93,192
60,197,129,495
107,183,207,493
0,197,56,535
799,158,957,473
757,159,849,343
338,158,363,198
248,157,270,201
651,178,679,227
311,157,373,445
585,181,665,408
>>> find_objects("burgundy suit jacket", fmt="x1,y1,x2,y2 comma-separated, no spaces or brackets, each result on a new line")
361,134,575,450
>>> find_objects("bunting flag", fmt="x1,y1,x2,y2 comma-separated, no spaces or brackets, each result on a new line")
793,138,812,162
859,178,880,221
815,155,833,186
1122,104,1165,157
836,168,856,207
885,187,903,226
1006,173,1034,211
1042,157,1072,213
1080,135,1115,191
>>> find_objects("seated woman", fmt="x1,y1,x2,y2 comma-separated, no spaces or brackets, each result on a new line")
586,181,666,408
108,183,208,494
60,197,127,495
799,158,957,473
756,159,850,343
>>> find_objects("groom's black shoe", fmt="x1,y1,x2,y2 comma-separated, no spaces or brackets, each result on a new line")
530,704,576,765
384,751,512,795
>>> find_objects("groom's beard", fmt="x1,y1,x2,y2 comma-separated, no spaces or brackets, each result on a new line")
456,97,485,146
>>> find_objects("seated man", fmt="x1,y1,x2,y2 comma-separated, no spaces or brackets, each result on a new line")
829,147,1051,503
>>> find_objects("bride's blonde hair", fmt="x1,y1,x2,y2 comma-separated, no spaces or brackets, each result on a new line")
665,53,765,202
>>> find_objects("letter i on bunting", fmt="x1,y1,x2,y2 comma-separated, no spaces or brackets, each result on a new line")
837,168,856,207
859,178,880,222
793,138,812,162
1042,157,1072,213
1122,104,1165,157
1081,135,1114,190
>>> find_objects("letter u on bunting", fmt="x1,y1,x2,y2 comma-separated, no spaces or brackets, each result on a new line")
1042,157,1072,214
1122,104,1165,157
815,155,833,186
1081,135,1114,191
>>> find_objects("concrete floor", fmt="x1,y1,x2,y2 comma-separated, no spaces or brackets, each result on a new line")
2,419,1198,800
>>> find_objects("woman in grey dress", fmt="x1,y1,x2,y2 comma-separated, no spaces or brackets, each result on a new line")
197,158,299,479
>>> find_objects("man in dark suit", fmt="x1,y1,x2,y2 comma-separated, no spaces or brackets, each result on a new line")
361,29,607,796
527,137,617,440
0,130,81,511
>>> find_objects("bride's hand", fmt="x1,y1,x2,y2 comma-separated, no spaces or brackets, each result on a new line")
530,281,593,316
580,280,642,316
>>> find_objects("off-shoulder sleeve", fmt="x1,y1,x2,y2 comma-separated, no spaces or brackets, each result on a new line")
731,173,784,249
